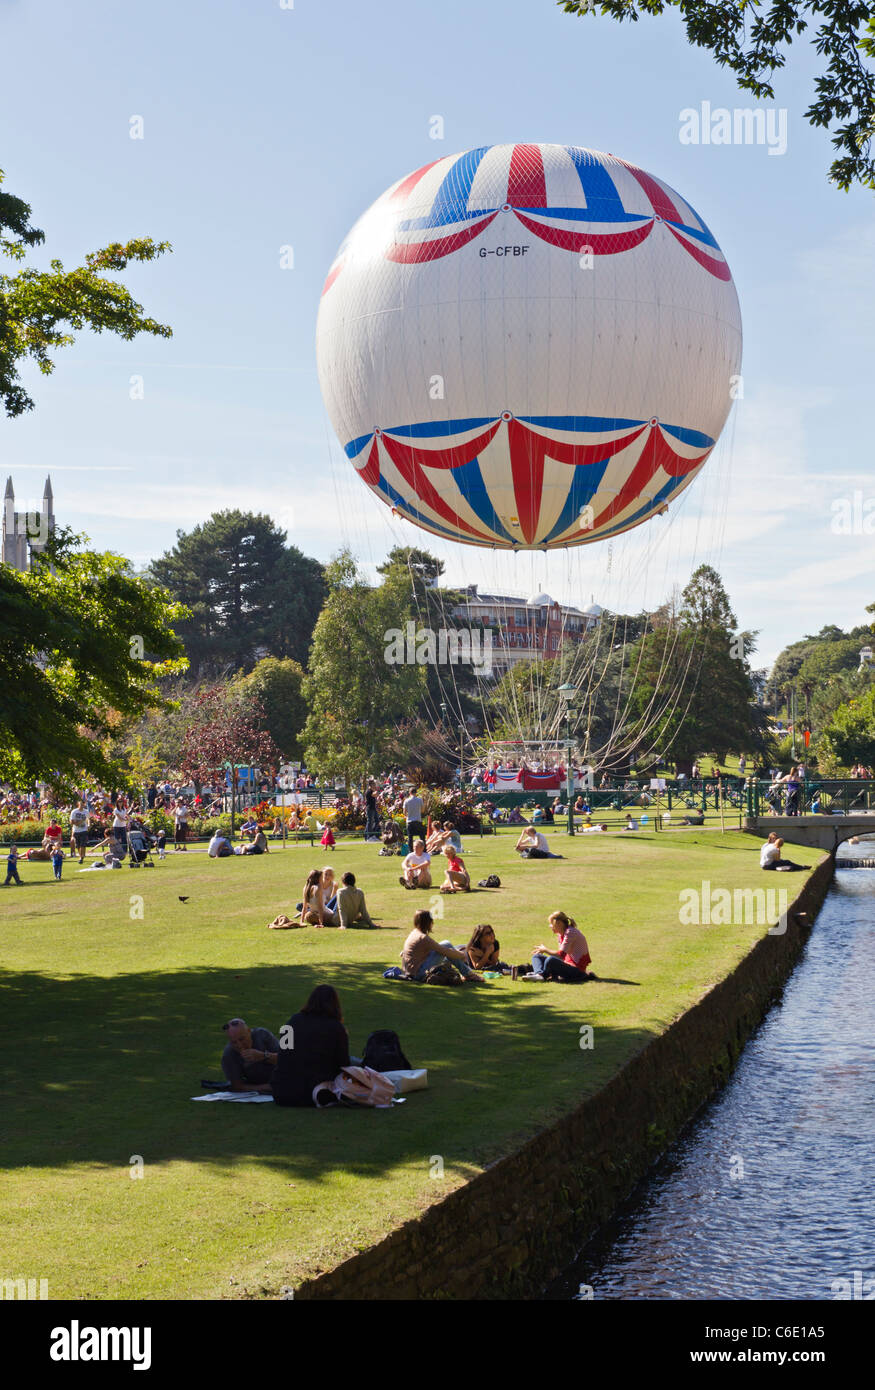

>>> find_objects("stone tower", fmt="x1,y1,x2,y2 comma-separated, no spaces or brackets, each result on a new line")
2,476,55,570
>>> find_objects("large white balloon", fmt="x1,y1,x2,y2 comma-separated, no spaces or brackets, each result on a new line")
316,143,742,550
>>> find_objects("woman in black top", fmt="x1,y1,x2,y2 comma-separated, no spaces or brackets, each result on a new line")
271,985,350,1107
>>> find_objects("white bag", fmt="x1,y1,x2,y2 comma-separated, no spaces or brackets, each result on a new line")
382,1068,428,1095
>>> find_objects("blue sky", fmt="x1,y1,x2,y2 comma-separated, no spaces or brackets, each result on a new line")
1,0,873,665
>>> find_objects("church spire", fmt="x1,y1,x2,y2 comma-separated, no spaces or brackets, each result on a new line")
43,475,53,504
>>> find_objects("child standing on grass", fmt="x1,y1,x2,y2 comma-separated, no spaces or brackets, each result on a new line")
51,843,65,880
4,843,22,886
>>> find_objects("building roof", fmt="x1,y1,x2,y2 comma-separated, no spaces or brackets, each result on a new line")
455,585,589,619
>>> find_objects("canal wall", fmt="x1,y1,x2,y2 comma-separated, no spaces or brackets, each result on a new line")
294,854,835,1300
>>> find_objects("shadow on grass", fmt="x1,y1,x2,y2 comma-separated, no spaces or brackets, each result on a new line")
0,962,653,1184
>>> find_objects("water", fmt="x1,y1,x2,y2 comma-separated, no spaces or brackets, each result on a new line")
550,844,875,1300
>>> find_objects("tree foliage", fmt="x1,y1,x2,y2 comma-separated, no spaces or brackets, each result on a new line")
0,532,188,789
0,169,172,417
625,565,765,768
559,1,875,190
376,546,485,730
149,510,326,677
235,656,307,760
819,681,875,766
179,685,281,821
301,552,426,784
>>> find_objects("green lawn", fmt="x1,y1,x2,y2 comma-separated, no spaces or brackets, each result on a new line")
0,826,822,1299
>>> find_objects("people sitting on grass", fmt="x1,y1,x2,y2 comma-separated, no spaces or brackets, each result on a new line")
465,923,506,973
221,1017,280,1094
320,866,338,910
760,833,805,871
381,821,403,848
582,822,609,834
439,843,470,893
300,868,339,927
514,826,563,860
42,818,64,852
426,820,461,855
624,813,639,830
506,806,525,825
523,911,595,982
25,844,53,862
271,985,351,1108
336,871,375,929
92,833,124,866
401,908,483,983
208,829,234,858
239,815,258,842
400,840,432,889
241,827,269,855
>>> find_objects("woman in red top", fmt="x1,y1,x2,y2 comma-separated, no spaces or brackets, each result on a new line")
527,910,595,982
439,844,470,893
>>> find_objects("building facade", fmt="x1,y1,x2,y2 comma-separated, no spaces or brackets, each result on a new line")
453,585,603,676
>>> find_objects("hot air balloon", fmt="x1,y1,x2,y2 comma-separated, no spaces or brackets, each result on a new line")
316,142,742,549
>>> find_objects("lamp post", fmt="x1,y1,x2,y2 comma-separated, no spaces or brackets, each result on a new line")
557,682,579,836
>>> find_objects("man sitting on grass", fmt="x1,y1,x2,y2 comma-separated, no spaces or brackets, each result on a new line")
220,1018,281,1093
514,826,563,860
400,840,432,889
401,908,483,983
241,827,269,855
336,871,375,929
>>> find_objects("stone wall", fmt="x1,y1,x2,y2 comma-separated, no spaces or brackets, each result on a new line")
294,855,834,1300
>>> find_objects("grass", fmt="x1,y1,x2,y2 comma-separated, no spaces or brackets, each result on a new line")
0,826,822,1299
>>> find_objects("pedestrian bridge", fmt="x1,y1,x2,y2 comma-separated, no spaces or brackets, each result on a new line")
744,814,875,853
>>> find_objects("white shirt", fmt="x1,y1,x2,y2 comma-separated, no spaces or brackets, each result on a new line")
112,809,128,829
760,842,780,867
404,850,430,869
208,836,228,858
527,831,549,853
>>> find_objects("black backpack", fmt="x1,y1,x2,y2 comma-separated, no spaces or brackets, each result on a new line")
361,1029,412,1071
478,874,501,888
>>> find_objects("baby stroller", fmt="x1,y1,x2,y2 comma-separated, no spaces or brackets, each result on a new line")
128,829,155,868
